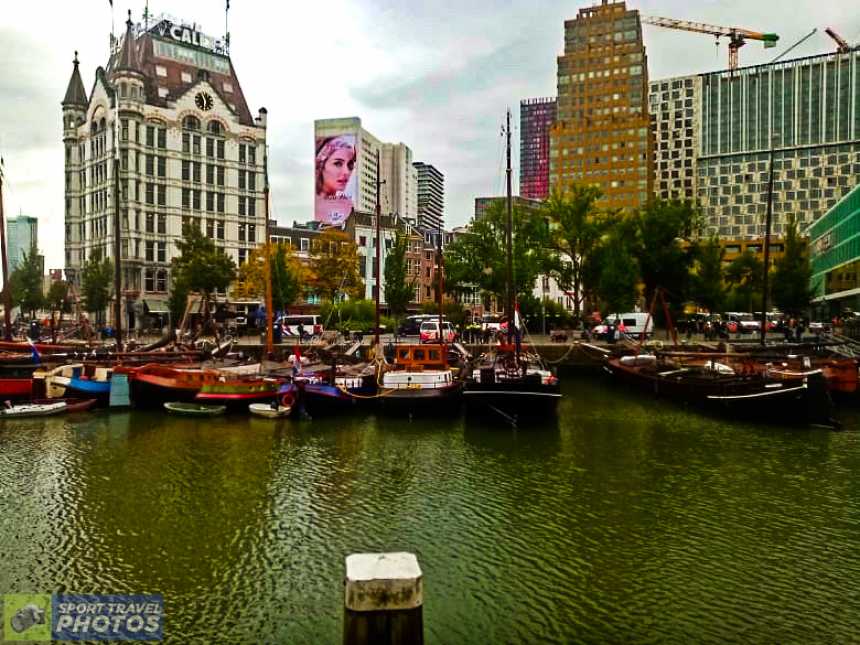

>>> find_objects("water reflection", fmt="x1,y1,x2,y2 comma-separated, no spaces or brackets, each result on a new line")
0,375,858,643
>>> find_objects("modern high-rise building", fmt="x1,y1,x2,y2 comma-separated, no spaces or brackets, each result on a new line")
550,0,653,210
698,50,860,239
62,14,268,322
413,162,444,231
649,75,700,203
520,98,556,200
7,214,39,270
314,117,417,225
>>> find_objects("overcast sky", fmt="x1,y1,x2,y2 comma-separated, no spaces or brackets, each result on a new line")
1,1,858,268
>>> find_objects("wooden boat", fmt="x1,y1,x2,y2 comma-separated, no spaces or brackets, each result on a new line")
129,363,261,407
196,378,280,409
249,402,292,418
0,401,67,417
463,344,561,419
605,354,835,427
164,402,226,416
40,364,113,404
378,344,462,413
0,378,34,401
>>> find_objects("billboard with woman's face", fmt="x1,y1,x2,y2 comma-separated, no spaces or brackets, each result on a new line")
315,134,358,226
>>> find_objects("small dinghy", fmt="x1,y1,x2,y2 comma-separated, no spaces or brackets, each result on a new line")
249,402,292,419
1,401,67,418
164,402,225,417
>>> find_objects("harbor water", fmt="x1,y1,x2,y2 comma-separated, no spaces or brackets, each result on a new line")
1,372,859,643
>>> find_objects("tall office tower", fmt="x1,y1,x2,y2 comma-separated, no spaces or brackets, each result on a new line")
550,0,653,210
6,214,39,270
520,98,556,200
382,142,418,223
63,14,268,322
413,162,444,231
699,50,860,238
649,75,701,202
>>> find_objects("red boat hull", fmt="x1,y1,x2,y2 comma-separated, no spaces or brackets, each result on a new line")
0,378,33,400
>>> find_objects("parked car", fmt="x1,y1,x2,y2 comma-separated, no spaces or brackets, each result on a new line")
480,314,502,333
397,314,438,336
419,320,457,344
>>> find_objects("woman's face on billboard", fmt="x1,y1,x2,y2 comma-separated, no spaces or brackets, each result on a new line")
322,148,355,195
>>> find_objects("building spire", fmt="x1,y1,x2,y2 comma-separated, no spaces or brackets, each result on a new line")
114,10,141,75
62,51,88,108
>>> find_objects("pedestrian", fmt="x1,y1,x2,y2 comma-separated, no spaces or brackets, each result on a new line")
297,321,305,344
796,320,804,342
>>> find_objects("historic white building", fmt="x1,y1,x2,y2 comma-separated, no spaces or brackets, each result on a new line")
62,13,267,325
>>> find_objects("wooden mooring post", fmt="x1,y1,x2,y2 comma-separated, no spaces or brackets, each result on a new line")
343,552,423,645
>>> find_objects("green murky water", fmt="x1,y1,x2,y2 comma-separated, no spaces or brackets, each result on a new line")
1,373,859,643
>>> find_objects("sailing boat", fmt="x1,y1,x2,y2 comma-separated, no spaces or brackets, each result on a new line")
462,110,562,421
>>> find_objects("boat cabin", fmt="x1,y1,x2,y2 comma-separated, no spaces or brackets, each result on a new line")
392,344,448,371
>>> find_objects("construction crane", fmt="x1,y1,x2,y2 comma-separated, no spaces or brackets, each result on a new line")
642,15,779,70
825,27,853,53
771,28,817,64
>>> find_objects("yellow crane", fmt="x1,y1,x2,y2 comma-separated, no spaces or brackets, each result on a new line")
642,15,779,70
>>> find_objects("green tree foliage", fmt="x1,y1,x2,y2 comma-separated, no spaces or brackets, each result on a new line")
690,236,727,313
725,250,765,313
383,232,415,319
172,223,237,302
543,185,608,316
46,280,72,343
772,217,813,317
445,199,551,305
233,243,306,312
168,273,191,328
80,251,113,324
629,199,699,317
9,249,44,317
595,233,639,315
309,229,364,303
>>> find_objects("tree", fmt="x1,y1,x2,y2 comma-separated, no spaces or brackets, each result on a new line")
594,233,639,315
629,199,700,318
772,217,813,317
173,223,236,303
725,250,764,313
233,242,307,312
309,229,363,303
80,251,112,325
9,249,44,318
383,231,415,320
543,185,609,316
690,236,727,313
445,199,552,306
46,280,72,343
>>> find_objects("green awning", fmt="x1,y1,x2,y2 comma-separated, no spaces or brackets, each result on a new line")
144,300,169,314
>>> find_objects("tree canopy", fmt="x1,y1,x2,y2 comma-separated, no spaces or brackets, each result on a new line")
383,231,415,319
725,250,765,313
80,251,112,323
444,199,552,306
772,217,813,317
309,228,364,303
9,249,44,317
233,242,307,313
172,223,236,301
690,236,727,313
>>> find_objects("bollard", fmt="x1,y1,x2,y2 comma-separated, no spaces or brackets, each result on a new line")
343,552,423,645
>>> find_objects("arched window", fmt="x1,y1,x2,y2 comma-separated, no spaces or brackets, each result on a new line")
207,120,223,136
183,116,200,130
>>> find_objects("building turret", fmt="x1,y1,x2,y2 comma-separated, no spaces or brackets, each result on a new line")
111,12,145,105
62,51,87,132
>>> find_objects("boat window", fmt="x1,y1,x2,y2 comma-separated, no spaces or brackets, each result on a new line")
398,349,410,360
413,349,425,361
428,350,440,361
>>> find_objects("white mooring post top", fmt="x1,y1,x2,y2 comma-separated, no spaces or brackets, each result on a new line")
344,552,423,612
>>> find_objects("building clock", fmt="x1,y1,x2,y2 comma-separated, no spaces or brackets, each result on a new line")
195,92,214,111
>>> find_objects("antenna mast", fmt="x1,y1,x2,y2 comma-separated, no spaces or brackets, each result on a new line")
505,109,513,345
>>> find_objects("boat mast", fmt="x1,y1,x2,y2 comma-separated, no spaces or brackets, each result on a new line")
437,220,444,344
0,159,11,341
112,88,123,351
374,149,382,349
505,108,513,346
263,146,274,358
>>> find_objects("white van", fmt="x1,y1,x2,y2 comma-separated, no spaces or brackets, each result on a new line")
598,312,654,338
281,315,323,337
